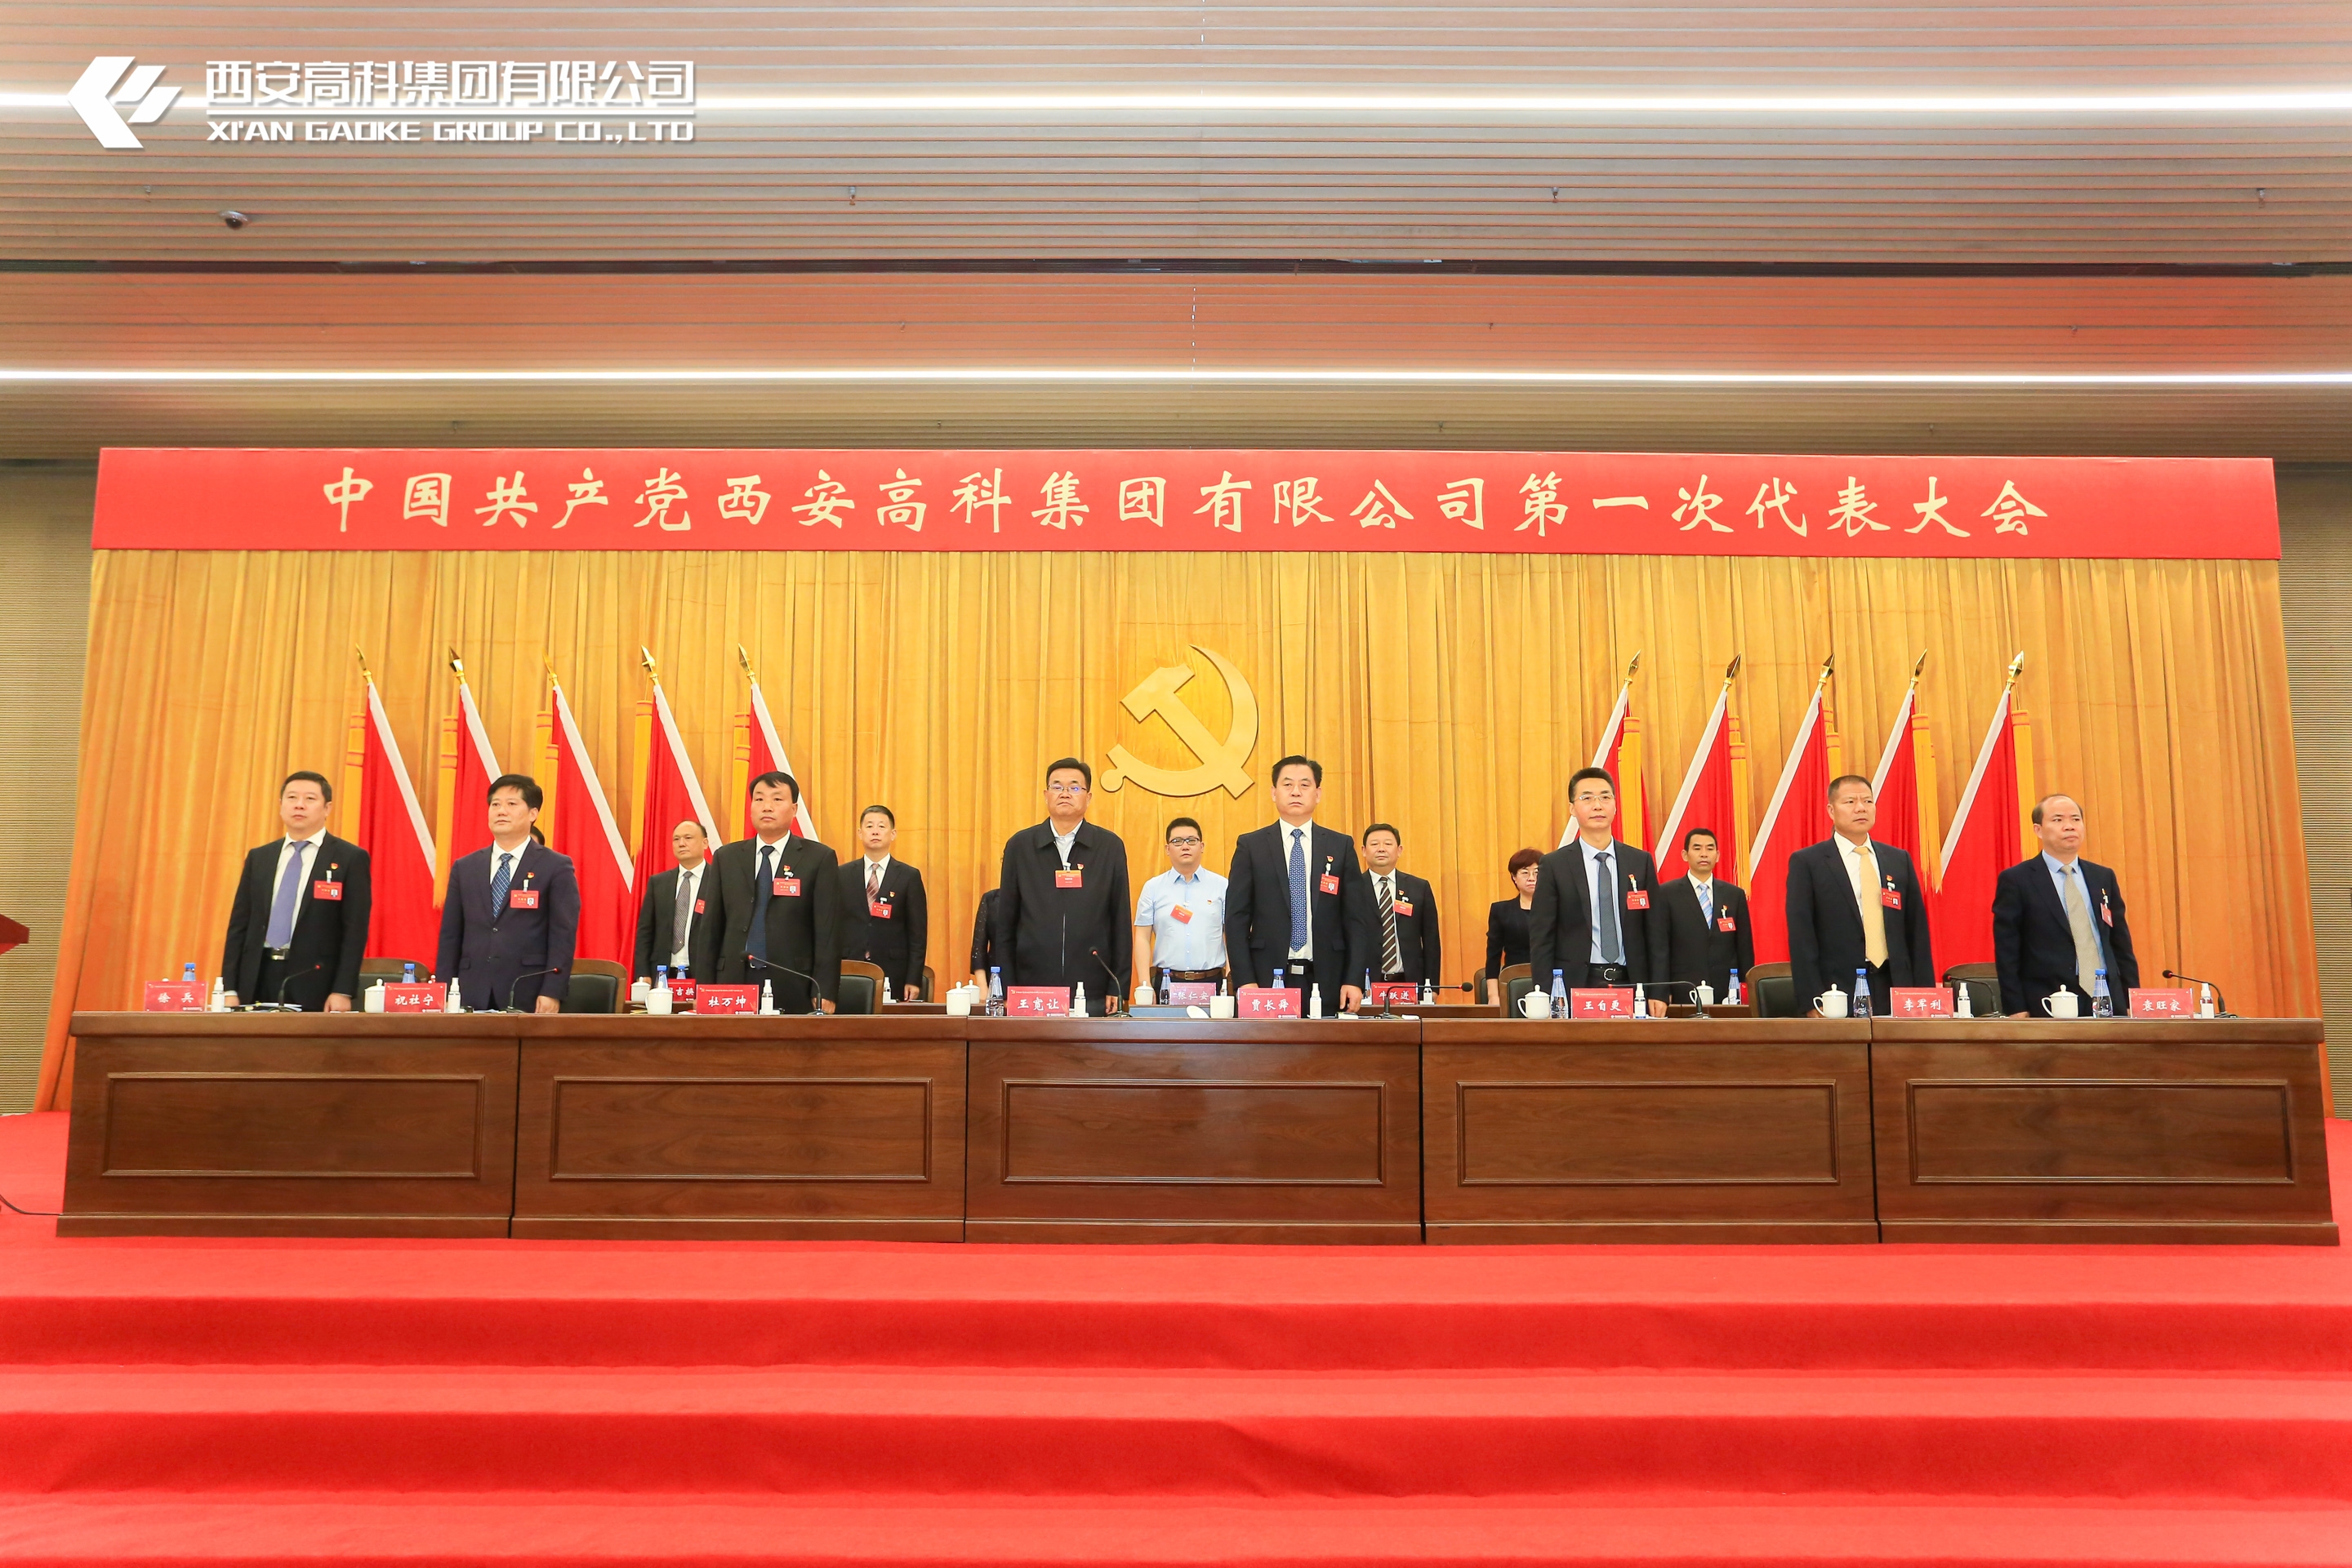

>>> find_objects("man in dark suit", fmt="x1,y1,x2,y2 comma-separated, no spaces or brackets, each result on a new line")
1660,825,1755,1003
435,774,579,1012
1993,792,2140,1016
220,770,373,1011
1786,773,1934,1015
1530,766,1668,997
992,758,1133,1004
837,804,929,1000
1349,822,1440,989
696,770,840,1012
1224,755,1368,1016
632,818,710,983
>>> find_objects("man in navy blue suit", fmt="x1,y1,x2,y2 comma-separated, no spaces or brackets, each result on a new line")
1993,792,2140,1016
435,774,580,1012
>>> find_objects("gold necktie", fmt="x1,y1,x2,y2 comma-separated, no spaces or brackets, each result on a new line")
1851,840,1889,968
2062,866,2101,992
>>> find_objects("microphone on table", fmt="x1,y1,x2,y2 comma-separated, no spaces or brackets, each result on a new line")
2163,969,2234,1018
746,954,827,1015
1651,978,1708,1016
1087,950,1126,1014
506,968,564,1013
258,963,323,1012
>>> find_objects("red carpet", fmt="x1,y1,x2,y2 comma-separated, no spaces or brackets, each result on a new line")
1,1110,2348,1565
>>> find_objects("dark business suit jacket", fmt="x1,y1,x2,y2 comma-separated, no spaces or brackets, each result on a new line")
837,857,929,996
1348,869,1441,986
631,861,710,982
970,888,1000,979
1224,822,1369,1013
1785,836,1933,1011
1992,855,2140,1015
1486,898,1532,977
695,833,842,1009
220,833,373,1008
434,840,578,1010
1660,875,1757,1001
991,820,1133,996
1529,838,1668,987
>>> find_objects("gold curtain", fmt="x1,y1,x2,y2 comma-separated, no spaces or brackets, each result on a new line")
38,549,2317,1107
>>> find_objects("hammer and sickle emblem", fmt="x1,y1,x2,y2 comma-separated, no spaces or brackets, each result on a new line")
1100,644,1258,798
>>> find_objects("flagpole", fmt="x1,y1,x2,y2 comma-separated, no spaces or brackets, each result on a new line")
1939,652,2026,891
1588,649,1640,770
1870,651,1929,794
737,643,817,839
642,647,721,844
1655,654,1741,859
546,655,635,892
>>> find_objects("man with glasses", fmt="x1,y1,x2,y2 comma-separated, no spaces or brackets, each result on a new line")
1134,816,1228,993
991,757,1134,1005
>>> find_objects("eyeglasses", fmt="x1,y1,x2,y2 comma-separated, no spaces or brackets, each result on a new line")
1165,835,1203,847
1047,782,1090,795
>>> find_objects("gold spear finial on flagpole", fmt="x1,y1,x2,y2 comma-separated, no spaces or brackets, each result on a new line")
354,646,374,684
737,643,758,684
640,645,661,684
1624,649,1642,683
2003,650,2026,689
1911,650,1928,684
1722,653,1743,687
1815,653,1835,687
447,648,470,687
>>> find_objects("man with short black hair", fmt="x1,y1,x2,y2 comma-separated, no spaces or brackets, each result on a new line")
1660,826,1754,1003
220,770,373,1011
1785,773,1933,1015
1224,755,1368,1015
698,771,840,1012
1530,766,1667,995
1349,822,1441,990
1135,815,1228,988
992,758,1133,1002
436,774,579,1012
837,803,929,1000
1993,792,2140,1016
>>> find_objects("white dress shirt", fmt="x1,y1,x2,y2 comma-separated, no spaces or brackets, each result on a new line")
1371,871,1407,975
1688,874,1715,925
1135,866,1228,971
1051,825,1079,867
266,831,327,947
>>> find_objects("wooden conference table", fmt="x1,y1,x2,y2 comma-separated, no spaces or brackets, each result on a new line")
60,1009,2336,1245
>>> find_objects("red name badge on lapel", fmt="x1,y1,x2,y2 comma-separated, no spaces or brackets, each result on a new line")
774,877,800,898
381,982,443,1013
1392,898,1414,916
1570,987,1636,1018
1624,885,1650,911
1054,868,1084,890
1005,986,1070,1016
1880,884,1903,910
510,889,541,909
312,880,345,901
1891,987,1952,1018
1717,914,1737,932
2131,987,2195,1018
1240,987,1300,1018
694,984,758,1014
2100,894,2115,929
143,981,203,1012
869,901,893,920
694,898,706,914
1368,981,1421,1006
1319,873,1340,896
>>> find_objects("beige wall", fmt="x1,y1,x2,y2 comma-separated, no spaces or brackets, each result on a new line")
2278,466,2352,1111
0,465,94,1110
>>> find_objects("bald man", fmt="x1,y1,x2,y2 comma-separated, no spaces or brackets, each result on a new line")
634,818,710,983
1993,792,2140,1016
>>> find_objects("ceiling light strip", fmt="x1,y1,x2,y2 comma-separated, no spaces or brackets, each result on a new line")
2,368,2350,386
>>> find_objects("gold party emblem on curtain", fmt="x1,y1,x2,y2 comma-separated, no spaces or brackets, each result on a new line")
1101,645,1258,799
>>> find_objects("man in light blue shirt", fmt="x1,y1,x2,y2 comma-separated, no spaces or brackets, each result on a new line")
1134,816,1230,985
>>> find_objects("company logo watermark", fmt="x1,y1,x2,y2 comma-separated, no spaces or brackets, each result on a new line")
69,56,180,148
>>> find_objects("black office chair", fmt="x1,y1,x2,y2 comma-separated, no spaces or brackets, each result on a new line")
1504,974,1540,1018
559,973,621,1014
1748,961,1798,1018
1944,963,2001,1018
835,973,878,1016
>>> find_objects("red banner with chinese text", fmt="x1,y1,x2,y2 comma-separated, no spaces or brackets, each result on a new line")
93,448,2277,559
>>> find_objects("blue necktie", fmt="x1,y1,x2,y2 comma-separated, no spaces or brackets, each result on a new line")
1596,850,1623,964
747,845,774,964
1697,882,1712,925
265,841,307,950
491,852,514,916
1287,827,1309,951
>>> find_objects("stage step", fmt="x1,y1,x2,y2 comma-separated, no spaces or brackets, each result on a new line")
4,1493,2352,1567
2,1365,2349,1499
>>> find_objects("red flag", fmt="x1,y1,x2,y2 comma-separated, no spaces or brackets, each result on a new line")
1932,668,2031,977
742,662,818,841
434,670,501,905
1574,666,1651,853
1869,675,1940,878
545,672,635,966
1746,670,1835,965
1656,679,1742,884
347,672,438,964
635,676,721,899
